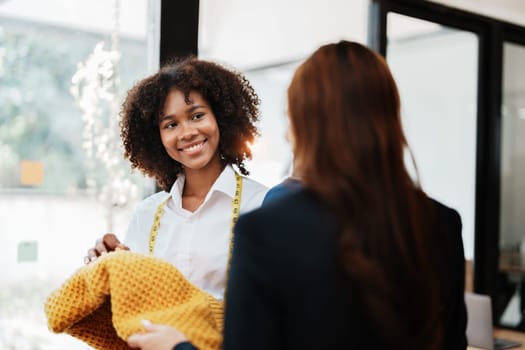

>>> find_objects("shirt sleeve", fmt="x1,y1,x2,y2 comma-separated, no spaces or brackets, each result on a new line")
122,204,143,251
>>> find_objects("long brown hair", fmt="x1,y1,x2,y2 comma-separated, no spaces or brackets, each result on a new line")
288,41,441,348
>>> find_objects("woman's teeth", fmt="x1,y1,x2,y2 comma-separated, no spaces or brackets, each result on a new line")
183,142,204,152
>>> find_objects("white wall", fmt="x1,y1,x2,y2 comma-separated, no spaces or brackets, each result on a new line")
199,0,368,70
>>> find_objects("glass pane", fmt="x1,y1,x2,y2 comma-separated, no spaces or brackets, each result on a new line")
199,0,369,187
497,42,525,329
0,0,158,347
386,13,479,260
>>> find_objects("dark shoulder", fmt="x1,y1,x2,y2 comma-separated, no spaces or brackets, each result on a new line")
234,188,340,272
240,188,328,225
235,188,338,252
261,178,303,206
427,197,462,229
425,196,464,261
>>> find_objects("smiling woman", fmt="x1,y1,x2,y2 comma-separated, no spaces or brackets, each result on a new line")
89,56,268,293
68,56,268,349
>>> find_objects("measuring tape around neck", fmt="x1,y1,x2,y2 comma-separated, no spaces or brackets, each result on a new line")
148,172,243,279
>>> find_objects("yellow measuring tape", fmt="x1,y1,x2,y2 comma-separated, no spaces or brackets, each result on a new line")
148,172,243,269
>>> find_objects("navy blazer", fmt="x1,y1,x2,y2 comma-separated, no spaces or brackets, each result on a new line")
224,188,467,349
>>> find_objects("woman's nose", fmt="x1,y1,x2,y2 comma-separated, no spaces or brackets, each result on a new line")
179,121,198,139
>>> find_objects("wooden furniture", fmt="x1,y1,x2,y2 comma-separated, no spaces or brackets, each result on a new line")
466,259,474,293
500,251,525,275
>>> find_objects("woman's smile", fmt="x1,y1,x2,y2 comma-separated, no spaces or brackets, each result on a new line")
179,139,207,154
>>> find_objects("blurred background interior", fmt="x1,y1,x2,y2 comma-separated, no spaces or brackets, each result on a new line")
0,0,524,348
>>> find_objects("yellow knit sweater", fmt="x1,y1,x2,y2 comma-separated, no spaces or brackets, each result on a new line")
44,250,223,350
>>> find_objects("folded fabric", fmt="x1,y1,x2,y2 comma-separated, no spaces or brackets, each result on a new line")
44,250,223,350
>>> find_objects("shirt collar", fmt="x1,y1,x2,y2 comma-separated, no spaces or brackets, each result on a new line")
211,165,237,199
169,165,237,204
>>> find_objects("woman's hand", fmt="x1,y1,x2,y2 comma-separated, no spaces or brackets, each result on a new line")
84,233,129,264
127,320,188,350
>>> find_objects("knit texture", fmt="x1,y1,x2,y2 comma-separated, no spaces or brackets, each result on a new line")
44,250,223,350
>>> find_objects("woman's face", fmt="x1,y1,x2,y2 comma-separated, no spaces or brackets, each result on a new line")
159,89,221,173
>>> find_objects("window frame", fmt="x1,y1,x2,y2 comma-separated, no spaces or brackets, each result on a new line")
368,0,525,327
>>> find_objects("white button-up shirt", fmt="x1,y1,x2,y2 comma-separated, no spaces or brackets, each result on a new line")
124,165,268,300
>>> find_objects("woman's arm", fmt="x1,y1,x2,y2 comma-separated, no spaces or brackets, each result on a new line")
444,210,468,350
223,213,283,350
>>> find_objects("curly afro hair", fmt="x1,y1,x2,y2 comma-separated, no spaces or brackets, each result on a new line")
120,57,260,191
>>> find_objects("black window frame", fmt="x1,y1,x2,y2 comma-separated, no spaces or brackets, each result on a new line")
368,0,525,328
159,0,199,63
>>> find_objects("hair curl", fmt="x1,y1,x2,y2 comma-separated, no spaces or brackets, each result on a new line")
120,57,260,191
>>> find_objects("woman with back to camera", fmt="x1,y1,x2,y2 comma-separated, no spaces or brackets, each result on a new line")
126,41,467,350
223,40,467,349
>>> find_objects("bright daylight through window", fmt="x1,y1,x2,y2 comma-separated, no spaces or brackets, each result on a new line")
0,0,158,348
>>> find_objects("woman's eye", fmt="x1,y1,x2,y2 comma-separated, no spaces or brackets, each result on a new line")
165,122,177,129
192,113,204,120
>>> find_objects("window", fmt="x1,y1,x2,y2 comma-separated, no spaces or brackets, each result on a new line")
386,13,479,260
370,0,525,330
498,41,525,328
0,0,158,347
